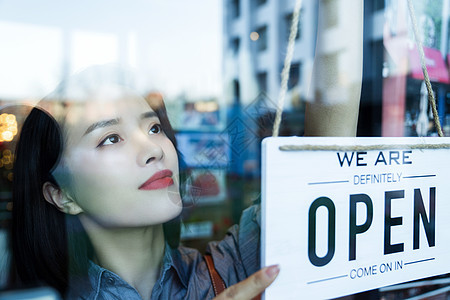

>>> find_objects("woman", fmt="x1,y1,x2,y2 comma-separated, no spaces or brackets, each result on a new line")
9,1,365,290
9,73,279,299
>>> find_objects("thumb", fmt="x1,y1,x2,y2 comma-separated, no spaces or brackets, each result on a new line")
213,265,280,300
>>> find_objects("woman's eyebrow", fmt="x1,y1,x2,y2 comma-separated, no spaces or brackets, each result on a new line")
84,118,121,135
141,111,158,119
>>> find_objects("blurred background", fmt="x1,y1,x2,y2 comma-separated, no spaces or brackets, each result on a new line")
1,0,450,298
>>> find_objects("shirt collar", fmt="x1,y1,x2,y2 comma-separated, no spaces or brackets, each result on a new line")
163,244,189,289
86,260,107,300
84,243,189,298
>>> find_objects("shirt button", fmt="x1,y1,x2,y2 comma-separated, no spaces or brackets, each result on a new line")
107,277,115,285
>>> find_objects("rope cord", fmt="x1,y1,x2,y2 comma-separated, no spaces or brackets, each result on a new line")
407,0,444,137
279,143,450,151
272,0,303,137
272,1,442,138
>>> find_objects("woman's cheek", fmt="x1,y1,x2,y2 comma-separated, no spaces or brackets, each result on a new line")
64,151,124,205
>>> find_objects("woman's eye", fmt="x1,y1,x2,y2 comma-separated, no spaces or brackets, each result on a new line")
149,124,162,135
99,134,122,147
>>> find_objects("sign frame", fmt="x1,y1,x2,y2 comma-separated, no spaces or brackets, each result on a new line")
262,137,450,299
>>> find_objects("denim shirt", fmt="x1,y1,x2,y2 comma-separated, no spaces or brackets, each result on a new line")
74,205,260,300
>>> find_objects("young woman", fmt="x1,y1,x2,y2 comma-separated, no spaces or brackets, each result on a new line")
8,2,365,293
9,76,280,299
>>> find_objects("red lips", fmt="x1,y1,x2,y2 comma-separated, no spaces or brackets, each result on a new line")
139,169,174,190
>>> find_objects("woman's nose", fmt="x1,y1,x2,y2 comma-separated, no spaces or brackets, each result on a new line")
136,133,164,167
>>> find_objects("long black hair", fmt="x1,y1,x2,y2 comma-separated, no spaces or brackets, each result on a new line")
10,92,183,297
10,107,69,295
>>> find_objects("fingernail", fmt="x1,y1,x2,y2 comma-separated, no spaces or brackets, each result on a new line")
265,265,280,278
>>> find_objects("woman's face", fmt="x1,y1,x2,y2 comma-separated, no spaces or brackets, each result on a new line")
55,87,182,227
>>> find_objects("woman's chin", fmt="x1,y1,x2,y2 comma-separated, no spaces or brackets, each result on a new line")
168,197,183,218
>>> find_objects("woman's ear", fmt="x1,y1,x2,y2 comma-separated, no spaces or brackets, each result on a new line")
42,182,83,215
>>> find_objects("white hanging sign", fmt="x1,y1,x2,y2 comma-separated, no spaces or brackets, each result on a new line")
261,137,450,299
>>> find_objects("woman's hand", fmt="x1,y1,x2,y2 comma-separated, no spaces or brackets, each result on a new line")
213,265,280,300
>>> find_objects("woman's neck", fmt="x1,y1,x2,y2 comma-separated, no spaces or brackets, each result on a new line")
80,215,165,300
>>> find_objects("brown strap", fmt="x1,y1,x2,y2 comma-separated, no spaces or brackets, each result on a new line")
204,254,226,296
